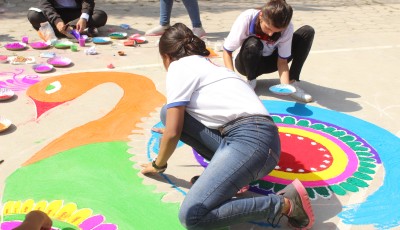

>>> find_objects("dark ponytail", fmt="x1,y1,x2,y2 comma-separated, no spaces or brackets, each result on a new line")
159,23,210,61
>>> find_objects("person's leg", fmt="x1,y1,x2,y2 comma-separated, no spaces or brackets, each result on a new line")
87,9,108,28
160,106,221,161
27,9,66,37
181,0,201,28
145,0,172,36
235,36,278,81
160,0,173,26
179,116,284,229
286,25,315,102
27,10,47,31
288,25,315,81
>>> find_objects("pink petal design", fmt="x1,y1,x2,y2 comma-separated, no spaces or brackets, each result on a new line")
1,221,22,230
79,214,105,230
92,223,118,230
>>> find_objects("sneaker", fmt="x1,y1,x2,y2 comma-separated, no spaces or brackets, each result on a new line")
247,79,257,89
290,82,313,103
192,27,206,38
277,179,315,229
145,25,170,36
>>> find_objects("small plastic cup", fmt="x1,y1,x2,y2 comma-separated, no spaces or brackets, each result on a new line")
79,37,85,47
71,44,78,52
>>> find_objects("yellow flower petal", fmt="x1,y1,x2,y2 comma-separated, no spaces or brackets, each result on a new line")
34,200,48,212
55,203,77,221
67,208,93,226
3,201,15,215
45,200,63,217
11,201,22,214
20,199,35,214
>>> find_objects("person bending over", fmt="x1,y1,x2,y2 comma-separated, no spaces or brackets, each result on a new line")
223,0,315,102
141,22,315,230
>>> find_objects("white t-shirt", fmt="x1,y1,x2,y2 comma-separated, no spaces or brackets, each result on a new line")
166,55,269,129
224,9,294,59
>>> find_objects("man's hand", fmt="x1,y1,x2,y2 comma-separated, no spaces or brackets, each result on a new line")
76,18,87,33
55,19,74,38
55,19,66,33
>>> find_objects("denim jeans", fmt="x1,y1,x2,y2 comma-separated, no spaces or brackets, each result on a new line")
235,25,315,81
160,106,283,229
160,0,202,27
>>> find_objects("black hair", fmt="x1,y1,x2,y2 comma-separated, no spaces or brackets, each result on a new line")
159,23,210,61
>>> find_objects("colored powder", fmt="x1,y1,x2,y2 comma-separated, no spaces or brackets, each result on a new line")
6,43,23,49
277,88,293,93
35,65,51,72
32,42,47,48
0,123,5,131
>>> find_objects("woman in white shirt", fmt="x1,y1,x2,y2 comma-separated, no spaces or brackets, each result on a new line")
141,23,315,230
223,0,315,103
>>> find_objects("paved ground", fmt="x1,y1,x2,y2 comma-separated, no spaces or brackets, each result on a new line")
1,0,400,229
1,0,399,136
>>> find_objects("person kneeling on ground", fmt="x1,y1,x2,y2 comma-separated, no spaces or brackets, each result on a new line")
27,0,107,38
141,22,315,230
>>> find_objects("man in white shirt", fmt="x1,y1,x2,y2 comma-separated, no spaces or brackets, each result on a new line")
27,0,107,38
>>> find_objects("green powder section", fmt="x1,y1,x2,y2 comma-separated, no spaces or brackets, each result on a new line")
3,142,183,230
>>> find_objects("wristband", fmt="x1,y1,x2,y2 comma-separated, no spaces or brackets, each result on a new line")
152,158,167,173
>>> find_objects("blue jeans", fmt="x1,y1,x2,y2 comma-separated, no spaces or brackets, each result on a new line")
160,107,283,229
160,0,202,27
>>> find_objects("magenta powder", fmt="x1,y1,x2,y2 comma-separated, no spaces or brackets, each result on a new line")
5,43,24,49
35,65,51,72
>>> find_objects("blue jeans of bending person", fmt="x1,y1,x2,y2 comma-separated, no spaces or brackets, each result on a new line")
160,106,283,229
160,0,202,28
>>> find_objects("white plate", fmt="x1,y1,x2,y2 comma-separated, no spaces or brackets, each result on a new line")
108,32,128,39
269,84,296,95
0,88,15,101
47,57,72,67
8,56,36,65
4,42,27,51
0,117,12,132
30,41,51,49
33,63,54,73
92,37,111,44
53,40,73,49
